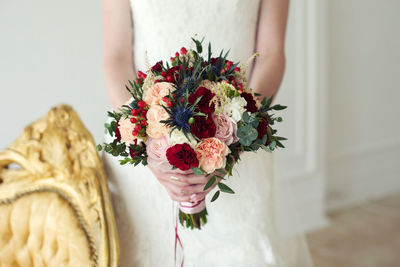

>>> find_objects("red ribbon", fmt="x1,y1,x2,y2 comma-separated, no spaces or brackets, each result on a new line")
174,206,184,267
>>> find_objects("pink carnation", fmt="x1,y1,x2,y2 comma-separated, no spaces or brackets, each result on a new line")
118,117,137,145
212,113,239,146
143,82,174,106
195,137,230,174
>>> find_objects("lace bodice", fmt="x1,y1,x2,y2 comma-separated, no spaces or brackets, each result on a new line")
130,0,261,71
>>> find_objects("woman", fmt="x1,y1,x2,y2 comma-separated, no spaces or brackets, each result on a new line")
102,0,313,266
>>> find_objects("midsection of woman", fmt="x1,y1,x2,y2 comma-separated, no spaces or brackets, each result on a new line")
102,0,313,266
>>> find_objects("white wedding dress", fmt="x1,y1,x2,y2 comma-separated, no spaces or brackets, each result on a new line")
102,0,314,266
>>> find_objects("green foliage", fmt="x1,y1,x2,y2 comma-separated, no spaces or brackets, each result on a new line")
218,182,234,194
211,190,220,202
203,175,217,191
237,124,258,146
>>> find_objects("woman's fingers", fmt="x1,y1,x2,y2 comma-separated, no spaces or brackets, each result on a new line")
166,188,192,202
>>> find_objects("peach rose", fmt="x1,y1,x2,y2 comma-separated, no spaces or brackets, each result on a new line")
212,113,239,146
146,105,170,139
195,137,230,174
146,136,169,165
143,82,175,106
118,117,137,145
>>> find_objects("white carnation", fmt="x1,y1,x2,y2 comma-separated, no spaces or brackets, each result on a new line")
222,96,247,123
167,129,198,147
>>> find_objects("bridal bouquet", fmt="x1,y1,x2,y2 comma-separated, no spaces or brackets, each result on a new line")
98,38,287,229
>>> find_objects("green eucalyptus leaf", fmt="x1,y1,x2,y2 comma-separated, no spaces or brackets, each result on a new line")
238,124,258,146
203,175,216,191
271,104,287,110
211,190,220,202
191,167,205,176
261,145,272,153
218,182,235,194
269,140,276,150
242,112,250,123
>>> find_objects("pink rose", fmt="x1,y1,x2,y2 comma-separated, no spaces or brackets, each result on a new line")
212,113,239,145
195,137,230,174
118,117,137,145
143,82,174,106
146,136,169,165
146,105,170,139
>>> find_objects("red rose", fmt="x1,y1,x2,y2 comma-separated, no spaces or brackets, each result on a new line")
151,61,163,72
166,143,199,171
115,120,121,142
257,117,271,145
190,116,216,139
189,87,215,114
241,92,258,113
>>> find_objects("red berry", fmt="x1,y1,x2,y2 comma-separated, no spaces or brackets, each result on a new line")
130,117,137,123
180,99,185,104
237,83,243,90
175,52,179,57
166,76,173,83
180,47,187,55
170,57,175,62
134,124,141,131
234,67,241,72
162,96,169,103
167,101,173,107
161,71,167,77
137,70,147,79
226,61,233,68
131,109,139,116
140,120,147,126
138,100,146,108
132,130,138,136
140,113,146,119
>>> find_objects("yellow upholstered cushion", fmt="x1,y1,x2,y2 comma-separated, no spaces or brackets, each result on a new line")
0,192,93,267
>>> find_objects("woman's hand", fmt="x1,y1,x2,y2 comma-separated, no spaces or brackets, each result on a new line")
148,165,221,203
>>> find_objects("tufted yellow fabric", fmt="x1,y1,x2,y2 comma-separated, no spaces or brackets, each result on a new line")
0,192,92,267
0,105,119,267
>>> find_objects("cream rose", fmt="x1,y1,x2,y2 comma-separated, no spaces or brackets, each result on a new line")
195,137,230,174
146,105,170,139
167,129,198,147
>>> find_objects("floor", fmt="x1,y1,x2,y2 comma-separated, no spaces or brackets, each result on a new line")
306,193,400,267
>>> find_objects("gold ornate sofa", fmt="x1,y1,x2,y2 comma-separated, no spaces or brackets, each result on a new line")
0,105,119,266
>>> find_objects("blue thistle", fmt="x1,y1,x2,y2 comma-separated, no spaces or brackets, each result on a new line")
171,106,194,132
176,77,196,97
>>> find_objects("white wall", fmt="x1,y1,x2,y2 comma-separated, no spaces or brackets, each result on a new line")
326,0,400,210
0,0,109,149
273,0,328,232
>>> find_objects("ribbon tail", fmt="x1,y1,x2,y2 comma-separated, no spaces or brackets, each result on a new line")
173,201,184,267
